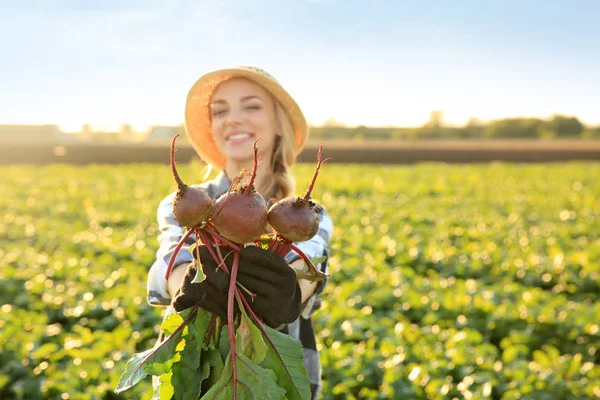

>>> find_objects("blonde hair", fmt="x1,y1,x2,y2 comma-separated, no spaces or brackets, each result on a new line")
262,102,298,200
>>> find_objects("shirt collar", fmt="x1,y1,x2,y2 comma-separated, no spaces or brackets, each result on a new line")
212,171,231,199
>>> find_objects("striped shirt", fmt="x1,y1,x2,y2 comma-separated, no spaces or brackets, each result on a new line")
147,172,333,398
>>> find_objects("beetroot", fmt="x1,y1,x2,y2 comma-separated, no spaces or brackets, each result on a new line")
264,144,330,283
268,144,330,243
170,134,213,228
211,141,268,244
266,197,319,242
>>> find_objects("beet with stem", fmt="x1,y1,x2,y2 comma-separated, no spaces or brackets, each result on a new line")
268,144,330,246
211,140,268,245
170,134,213,228
264,144,331,283
164,133,215,281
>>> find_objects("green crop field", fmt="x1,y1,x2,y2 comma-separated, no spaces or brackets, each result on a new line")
1,162,599,399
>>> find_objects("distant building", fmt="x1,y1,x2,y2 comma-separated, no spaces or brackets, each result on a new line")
145,125,190,145
0,124,62,145
80,124,93,141
0,124,190,146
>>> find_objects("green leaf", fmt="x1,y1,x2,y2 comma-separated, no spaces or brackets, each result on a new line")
193,308,216,351
257,234,272,250
200,352,286,400
199,348,222,391
204,355,225,390
189,311,224,397
237,309,267,364
566,353,582,379
165,309,223,399
152,371,174,400
218,324,231,362
260,324,311,400
145,359,175,376
293,255,327,281
311,255,327,266
115,328,184,393
189,241,198,255
170,360,183,399
192,265,206,283
210,317,223,349
162,311,188,336
533,349,551,369
174,326,202,399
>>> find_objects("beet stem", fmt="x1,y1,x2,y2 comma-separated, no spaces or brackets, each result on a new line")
289,243,328,279
170,134,186,191
199,230,219,264
237,283,256,300
227,251,241,398
203,225,241,251
206,314,218,347
214,237,224,265
194,227,202,263
164,228,195,280
244,139,260,196
303,143,331,202
199,230,231,274
213,244,237,275
267,233,293,257
267,237,278,253
277,241,293,256
238,290,261,323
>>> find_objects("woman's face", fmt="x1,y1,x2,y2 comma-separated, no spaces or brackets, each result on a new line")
210,78,279,166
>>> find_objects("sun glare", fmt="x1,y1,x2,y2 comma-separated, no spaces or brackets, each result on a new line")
58,123,84,133
57,123,156,133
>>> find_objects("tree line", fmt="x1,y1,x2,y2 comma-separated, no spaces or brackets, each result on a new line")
311,113,600,140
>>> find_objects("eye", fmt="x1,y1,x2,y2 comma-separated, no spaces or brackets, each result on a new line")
212,108,226,117
246,104,262,111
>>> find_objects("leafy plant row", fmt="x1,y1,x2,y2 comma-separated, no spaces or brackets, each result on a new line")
0,162,598,399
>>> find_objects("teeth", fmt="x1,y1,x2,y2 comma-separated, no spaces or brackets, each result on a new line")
228,133,251,141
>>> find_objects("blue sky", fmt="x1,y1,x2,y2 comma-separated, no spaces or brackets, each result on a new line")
1,0,599,130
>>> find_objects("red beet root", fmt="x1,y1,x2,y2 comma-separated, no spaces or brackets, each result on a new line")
268,144,330,242
212,191,268,244
211,141,268,244
170,134,213,228
267,197,319,242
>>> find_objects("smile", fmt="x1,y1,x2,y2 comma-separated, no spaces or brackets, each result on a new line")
226,132,255,142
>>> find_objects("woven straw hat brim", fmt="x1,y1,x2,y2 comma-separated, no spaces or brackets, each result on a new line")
184,67,308,170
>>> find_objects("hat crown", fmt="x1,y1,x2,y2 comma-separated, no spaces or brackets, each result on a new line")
236,66,280,84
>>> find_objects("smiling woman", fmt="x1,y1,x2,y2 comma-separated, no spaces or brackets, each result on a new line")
145,66,334,399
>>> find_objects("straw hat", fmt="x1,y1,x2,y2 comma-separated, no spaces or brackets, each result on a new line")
184,66,308,170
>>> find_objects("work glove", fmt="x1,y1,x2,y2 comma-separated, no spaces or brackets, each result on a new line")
172,245,302,328
171,260,228,318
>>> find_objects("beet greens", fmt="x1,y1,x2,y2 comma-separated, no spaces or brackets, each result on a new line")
116,137,331,399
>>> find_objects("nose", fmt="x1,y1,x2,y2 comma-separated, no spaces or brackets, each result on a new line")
224,105,243,126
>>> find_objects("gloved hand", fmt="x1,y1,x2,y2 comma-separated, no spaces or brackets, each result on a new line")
173,245,302,328
171,261,228,318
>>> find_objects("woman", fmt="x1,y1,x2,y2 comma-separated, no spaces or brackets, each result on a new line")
146,66,333,398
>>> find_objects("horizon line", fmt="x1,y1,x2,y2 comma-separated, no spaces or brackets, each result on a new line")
1,112,599,133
